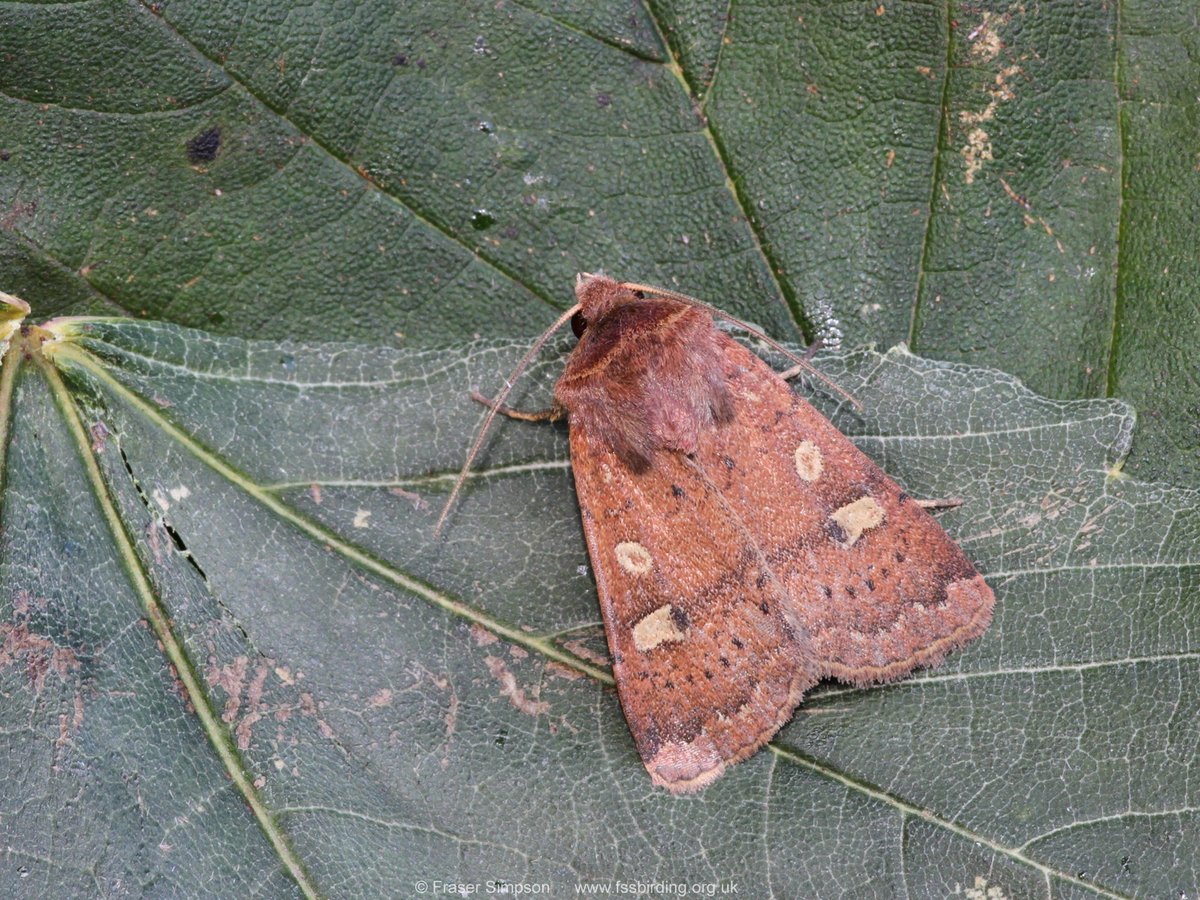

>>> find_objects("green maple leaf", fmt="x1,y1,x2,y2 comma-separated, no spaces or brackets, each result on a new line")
2,0,1198,896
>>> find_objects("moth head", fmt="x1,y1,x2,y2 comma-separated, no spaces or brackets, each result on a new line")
573,272,644,336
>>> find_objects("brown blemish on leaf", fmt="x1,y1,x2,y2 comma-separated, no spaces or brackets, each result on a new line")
418,668,460,769
547,661,584,681
484,655,549,716
471,622,499,646
300,692,336,739
90,421,109,453
231,663,270,750
56,692,86,751
2,598,86,755
0,200,37,232
0,620,80,693
564,639,610,668
206,652,323,750
246,663,268,710
207,654,249,723
389,486,428,510
441,689,460,771
444,689,459,737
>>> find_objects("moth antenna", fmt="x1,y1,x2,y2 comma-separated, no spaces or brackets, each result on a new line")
620,282,863,411
435,303,581,535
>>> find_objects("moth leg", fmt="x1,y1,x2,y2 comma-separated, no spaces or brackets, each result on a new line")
915,497,964,511
778,338,824,381
469,390,563,423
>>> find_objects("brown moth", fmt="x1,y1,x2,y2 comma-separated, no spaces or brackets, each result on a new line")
440,274,994,793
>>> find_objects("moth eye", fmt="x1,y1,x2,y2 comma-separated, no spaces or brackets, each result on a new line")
571,310,588,338
633,290,646,299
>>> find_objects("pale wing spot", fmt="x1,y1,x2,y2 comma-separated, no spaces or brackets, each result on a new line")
615,541,654,576
633,604,687,652
831,496,886,548
793,441,824,482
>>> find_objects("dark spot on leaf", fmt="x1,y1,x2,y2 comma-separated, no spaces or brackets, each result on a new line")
186,126,221,163
494,727,508,747
470,209,495,230
416,58,427,69
392,53,408,66
0,150,10,162
596,92,611,107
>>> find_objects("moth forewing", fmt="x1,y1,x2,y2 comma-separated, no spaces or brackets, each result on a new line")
454,273,995,791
